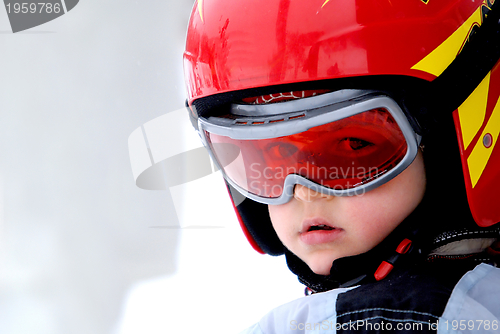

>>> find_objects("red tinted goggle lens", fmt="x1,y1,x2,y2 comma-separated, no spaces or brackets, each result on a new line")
206,108,407,198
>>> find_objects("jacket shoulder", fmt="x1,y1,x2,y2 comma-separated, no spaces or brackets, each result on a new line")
240,264,500,334
437,263,500,332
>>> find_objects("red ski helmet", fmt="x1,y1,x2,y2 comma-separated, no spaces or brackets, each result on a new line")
183,0,500,254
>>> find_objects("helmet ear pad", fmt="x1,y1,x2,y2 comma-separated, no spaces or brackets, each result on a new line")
225,181,285,255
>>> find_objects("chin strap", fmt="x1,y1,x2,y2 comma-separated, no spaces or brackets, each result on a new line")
295,225,500,295
285,230,422,294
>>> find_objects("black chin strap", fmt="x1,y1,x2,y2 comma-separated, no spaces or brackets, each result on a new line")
287,223,500,294
285,238,421,293
285,220,425,293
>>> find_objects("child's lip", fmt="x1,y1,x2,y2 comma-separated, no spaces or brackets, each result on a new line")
300,218,343,245
300,217,337,234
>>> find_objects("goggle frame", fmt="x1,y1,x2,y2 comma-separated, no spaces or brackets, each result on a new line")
198,90,421,205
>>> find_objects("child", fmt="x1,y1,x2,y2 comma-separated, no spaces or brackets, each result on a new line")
183,0,500,332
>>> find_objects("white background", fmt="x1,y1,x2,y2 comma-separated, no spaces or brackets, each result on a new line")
0,1,304,334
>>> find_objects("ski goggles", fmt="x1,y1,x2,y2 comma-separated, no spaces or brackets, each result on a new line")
198,90,421,205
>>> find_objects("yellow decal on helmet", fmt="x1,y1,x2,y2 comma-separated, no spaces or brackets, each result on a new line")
411,6,483,76
467,92,500,187
198,0,204,23
457,72,490,151
412,0,496,188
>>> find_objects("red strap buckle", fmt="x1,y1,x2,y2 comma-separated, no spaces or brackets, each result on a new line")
374,238,412,281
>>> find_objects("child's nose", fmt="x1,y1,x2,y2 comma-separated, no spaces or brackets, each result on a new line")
293,184,335,202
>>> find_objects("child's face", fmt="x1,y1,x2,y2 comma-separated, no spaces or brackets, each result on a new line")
268,151,426,275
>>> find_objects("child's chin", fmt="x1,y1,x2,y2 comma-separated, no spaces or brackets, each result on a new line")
300,250,342,275
308,261,333,276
